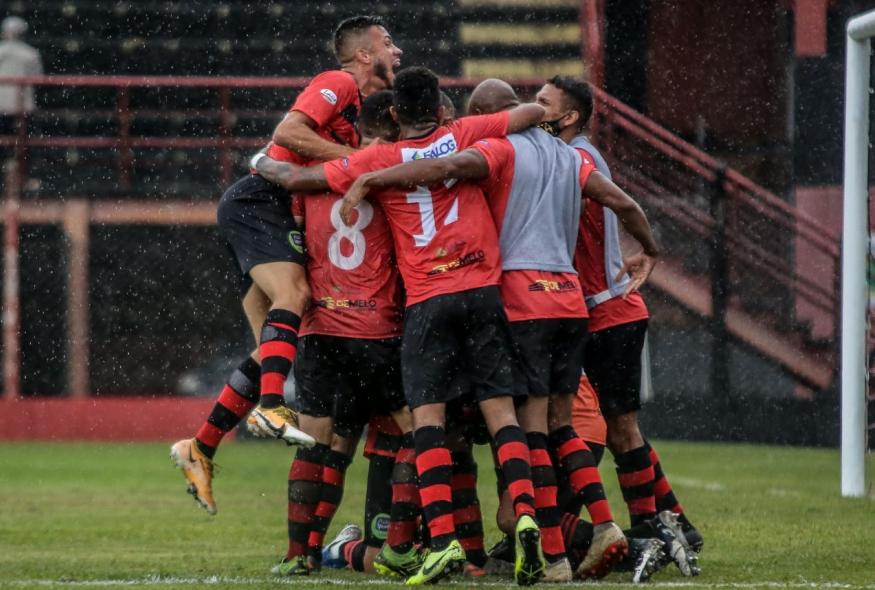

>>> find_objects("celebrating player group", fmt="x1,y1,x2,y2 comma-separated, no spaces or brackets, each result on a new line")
170,15,704,586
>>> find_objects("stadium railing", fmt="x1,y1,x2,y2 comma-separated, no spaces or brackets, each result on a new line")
0,75,842,439
589,86,839,392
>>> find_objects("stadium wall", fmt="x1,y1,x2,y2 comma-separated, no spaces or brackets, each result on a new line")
0,396,213,441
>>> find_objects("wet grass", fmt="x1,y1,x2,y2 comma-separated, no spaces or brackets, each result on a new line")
0,440,873,590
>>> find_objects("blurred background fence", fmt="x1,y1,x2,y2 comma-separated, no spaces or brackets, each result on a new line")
0,0,873,446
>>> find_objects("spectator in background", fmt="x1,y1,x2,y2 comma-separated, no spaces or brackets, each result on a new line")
0,16,42,177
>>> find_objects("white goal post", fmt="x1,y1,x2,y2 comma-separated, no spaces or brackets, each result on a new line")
841,9,875,498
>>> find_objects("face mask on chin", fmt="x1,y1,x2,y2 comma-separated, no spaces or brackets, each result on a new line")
538,119,564,136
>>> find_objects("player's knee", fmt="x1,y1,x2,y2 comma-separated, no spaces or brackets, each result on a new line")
606,414,643,452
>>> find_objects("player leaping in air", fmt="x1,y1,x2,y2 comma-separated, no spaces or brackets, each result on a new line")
170,15,401,515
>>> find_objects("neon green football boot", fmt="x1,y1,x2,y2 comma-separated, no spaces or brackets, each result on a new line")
514,514,546,586
374,544,423,578
405,539,465,585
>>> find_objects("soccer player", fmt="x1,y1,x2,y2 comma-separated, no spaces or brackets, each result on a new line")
314,91,464,580
169,15,402,515
252,66,548,585
270,90,415,576
535,75,703,568
340,78,660,581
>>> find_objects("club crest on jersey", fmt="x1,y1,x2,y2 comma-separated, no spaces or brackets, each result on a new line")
401,134,457,163
288,230,304,254
320,88,338,105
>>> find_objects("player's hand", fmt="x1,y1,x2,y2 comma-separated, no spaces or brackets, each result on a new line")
616,252,657,298
339,174,373,226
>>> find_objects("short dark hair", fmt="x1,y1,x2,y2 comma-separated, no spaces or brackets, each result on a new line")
359,90,399,141
392,66,440,125
439,91,455,117
333,15,385,61
548,75,593,128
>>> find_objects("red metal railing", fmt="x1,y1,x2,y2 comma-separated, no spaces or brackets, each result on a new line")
590,85,839,389
0,75,841,395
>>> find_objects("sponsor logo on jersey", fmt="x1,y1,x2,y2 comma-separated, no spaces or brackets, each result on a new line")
527,279,578,293
370,512,390,540
317,296,377,310
320,88,338,105
401,133,458,163
427,249,486,275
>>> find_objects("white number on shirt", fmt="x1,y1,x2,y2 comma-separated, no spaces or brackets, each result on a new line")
328,198,373,270
406,187,459,247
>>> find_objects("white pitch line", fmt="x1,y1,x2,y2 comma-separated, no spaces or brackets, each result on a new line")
6,578,875,589
669,476,728,492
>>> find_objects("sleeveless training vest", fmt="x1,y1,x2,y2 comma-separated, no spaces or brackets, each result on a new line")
500,128,581,272
570,135,631,307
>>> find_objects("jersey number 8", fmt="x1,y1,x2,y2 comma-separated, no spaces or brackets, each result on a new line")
328,198,374,270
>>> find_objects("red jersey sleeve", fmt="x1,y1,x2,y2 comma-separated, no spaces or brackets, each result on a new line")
575,147,598,190
450,112,510,149
469,137,514,197
291,70,359,129
323,144,391,194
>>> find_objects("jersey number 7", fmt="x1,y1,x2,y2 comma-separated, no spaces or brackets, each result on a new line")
406,187,459,247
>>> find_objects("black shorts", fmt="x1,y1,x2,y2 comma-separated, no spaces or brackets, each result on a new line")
583,319,648,418
509,318,588,397
294,335,406,438
216,174,306,293
401,286,518,410
364,453,394,548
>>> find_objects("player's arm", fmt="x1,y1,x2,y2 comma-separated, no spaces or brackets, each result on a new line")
583,171,660,295
271,111,357,161
506,103,546,134
251,153,330,192
338,149,489,225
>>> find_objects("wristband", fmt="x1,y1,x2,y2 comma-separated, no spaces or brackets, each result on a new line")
249,152,267,170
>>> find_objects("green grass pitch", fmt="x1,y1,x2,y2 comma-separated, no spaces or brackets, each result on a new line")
0,439,873,590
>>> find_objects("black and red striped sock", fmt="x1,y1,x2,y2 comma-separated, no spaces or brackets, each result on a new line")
342,539,367,572
615,445,656,526
286,443,328,560
308,449,351,555
560,511,594,570
527,432,566,563
548,425,613,525
194,356,260,458
414,426,456,551
388,433,420,554
259,309,301,409
646,441,684,515
451,448,487,568
494,425,536,519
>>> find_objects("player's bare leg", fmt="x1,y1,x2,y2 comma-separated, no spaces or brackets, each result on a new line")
242,283,271,348
245,261,314,446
